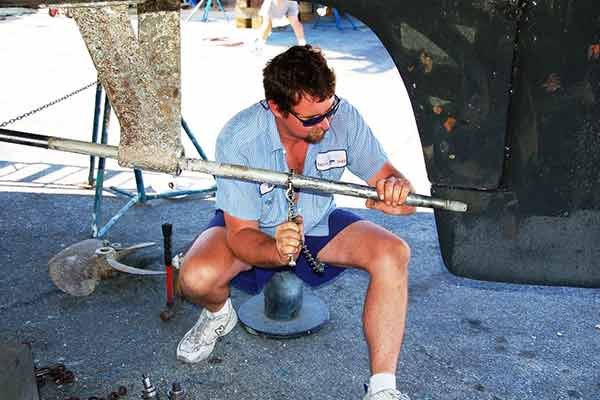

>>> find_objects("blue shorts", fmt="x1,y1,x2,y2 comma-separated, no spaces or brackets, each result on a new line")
205,209,363,294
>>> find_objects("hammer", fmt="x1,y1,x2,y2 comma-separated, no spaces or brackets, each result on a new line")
160,223,177,321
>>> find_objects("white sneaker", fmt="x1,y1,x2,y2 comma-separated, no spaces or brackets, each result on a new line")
363,388,411,400
176,299,238,363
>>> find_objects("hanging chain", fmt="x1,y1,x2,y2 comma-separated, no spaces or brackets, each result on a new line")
285,175,299,267
286,171,325,274
0,80,99,128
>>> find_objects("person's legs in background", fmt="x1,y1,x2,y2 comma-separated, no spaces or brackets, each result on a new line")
251,17,272,52
260,18,273,41
251,0,306,51
284,0,305,45
287,14,306,45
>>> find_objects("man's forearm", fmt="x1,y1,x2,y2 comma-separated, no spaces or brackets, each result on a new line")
226,228,286,267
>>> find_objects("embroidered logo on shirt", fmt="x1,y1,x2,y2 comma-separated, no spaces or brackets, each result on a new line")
260,182,275,195
316,150,347,171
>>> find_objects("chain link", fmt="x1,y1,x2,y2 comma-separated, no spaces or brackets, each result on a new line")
0,80,99,128
286,170,325,274
286,176,298,221
286,172,298,267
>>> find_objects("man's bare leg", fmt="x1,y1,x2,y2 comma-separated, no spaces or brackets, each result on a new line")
317,220,410,374
176,226,250,363
179,226,249,312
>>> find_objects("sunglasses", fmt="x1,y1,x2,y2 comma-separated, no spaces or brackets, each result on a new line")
289,95,340,127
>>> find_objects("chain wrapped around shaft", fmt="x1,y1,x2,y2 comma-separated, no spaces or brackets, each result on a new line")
286,171,325,274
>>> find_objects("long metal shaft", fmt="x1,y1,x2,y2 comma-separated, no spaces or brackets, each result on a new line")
182,158,468,212
0,129,468,212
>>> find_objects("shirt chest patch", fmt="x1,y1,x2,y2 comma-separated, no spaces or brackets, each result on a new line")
315,150,347,171
260,182,275,195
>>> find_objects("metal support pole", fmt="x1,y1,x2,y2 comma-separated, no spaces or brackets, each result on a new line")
332,8,357,30
95,116,215,236
314,8,357,31
184,0,205,23
333,8,342,30
92,94,111,238
191,0,227,22
88,82,103,187
202,0,212,21
106,186,134,197
215,0,227,20
134,169,146,203
181,118,208,160
96,196,139,238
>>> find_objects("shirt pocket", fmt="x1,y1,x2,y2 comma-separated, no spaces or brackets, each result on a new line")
259,186,283,228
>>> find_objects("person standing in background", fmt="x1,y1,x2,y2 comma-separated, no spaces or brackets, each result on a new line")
251,0,306,51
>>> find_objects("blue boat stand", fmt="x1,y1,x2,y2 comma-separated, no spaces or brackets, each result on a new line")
89,82,216,238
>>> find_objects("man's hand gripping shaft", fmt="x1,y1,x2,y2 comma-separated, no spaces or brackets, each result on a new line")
274,216,304,266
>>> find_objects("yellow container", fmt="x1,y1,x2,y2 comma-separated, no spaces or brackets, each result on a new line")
299,1,315,22
235,0,261,29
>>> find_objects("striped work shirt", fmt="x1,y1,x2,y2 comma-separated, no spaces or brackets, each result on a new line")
215,98,388,236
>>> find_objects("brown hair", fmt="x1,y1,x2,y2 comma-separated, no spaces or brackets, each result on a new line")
263,45,336,115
